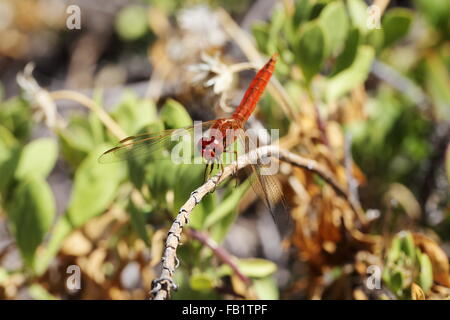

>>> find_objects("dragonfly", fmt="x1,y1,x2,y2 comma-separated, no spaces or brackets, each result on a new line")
99,54,284,216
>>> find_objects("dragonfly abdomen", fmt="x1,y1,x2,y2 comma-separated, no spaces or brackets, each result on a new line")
232,54,278,123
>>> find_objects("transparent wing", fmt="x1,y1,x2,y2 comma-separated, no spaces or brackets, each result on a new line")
236,129,287,220
99,120,223,164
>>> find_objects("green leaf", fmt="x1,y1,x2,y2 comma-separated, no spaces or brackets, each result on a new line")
347,0,368,34
252,23,269,53
412,0,450,32
309,2,326,20
173,164,208,229
382,8,413,47
266,7,285,54
88,109,105,146
15,138,57,179
332,28,360,75
115,5,149,41
253,276,279,300
399,232,416,260
66,116,97,152
425,54,450,121
0,97,32,142
144,161,178,202
390,271,404,295
8,176,55,268
35,215,72,275
295,21,326,83
418,253,433,293
365,28,384,52
326,45,374,101
67,145,122,227
282,20,298,53
319,1,349,56
292,0,313,27
128,120,166,189
207,182,250,242
28,284,57,300
387,236,401,263
112,92,158,135
236,258,277,278
189,273,214,291
0,127,20,195
160,99,193,129
0,124,17,147
204,181,249,229
128,201,150,246
58,114,100,167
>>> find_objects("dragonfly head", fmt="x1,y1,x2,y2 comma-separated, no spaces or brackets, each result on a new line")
197,136,224,162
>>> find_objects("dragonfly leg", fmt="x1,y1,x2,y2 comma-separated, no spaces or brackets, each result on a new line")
203,163,210,183
232,150,239,187
204,161,215,182
209,162,215,179
211,162,225,194
213,163,223,193
218,162,224,184
224,148,239,187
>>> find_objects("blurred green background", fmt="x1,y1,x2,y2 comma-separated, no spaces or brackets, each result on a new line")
0,0,449,300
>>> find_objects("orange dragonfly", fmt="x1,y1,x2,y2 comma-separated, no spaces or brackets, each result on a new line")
99,54,284,216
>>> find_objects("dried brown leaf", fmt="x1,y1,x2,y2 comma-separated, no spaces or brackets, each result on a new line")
411,283,426,300
413,233,450,287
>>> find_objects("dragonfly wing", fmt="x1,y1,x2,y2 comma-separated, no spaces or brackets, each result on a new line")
236,129,286,219
249,165,286,209
99,131,174,163
98,120,222,164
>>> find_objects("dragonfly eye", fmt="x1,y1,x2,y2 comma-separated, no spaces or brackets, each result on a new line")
197,137,224,161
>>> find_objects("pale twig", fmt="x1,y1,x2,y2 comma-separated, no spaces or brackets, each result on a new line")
229,62,257,73
16,63,67,129
373,0,390,15
49,90,127,140
151,145,363,300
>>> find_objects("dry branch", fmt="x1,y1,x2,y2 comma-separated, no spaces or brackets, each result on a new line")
50,90,127,140
151,145,362,300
